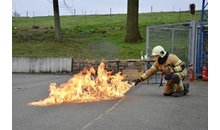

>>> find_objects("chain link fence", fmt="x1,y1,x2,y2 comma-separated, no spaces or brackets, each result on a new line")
145,22,191,83
146,22,190,66
145,21,208,83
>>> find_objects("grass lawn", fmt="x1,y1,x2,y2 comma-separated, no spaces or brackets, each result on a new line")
12,10,207,60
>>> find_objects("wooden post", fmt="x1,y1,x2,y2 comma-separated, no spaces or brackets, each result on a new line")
85,11,86,23
33,11,35,24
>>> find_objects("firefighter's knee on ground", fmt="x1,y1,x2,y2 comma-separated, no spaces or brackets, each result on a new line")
163,93,173,96
171,74,180,84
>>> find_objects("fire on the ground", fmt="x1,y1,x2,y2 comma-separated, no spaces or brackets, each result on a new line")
28,61,132,106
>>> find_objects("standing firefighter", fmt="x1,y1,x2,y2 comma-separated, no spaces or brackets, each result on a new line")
133,45,189,97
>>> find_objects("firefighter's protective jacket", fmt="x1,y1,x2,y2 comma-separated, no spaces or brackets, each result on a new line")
139,54,186,81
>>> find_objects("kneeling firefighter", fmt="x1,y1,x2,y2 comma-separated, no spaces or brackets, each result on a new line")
133,45,189,97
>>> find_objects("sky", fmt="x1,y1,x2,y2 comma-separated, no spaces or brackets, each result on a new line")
11,0,208,17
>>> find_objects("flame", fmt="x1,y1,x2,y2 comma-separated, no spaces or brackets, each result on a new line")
28,61,132,106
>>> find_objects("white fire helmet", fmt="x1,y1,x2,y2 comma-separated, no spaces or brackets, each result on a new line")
152,45,167,58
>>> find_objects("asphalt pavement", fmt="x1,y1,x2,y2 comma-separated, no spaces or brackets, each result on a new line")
12,74,208,130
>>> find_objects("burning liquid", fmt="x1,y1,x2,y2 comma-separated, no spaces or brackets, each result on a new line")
28,62,132,106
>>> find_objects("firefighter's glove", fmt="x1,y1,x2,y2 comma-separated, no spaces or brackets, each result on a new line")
133,78,141,86
165,72,173,80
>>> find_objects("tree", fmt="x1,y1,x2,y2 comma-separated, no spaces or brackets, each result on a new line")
12,11,20,17
50,0,74,41
125,0,143,43
53,0,62,41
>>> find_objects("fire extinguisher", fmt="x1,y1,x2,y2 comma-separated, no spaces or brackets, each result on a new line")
190,65,194,82
202,67,208,81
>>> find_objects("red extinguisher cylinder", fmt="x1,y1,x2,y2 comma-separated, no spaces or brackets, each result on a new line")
190,66,194,82
202,68,208,81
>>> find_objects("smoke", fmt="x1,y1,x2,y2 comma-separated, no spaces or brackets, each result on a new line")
84,39,119,60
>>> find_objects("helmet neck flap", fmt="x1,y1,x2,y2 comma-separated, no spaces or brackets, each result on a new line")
158,52,169,64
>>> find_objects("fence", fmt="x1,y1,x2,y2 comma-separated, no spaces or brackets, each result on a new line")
12,56,72,73
146,21,208,77
12,56,147,81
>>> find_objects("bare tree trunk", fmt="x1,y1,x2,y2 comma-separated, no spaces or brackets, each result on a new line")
125,0,142,43
53,0,62,41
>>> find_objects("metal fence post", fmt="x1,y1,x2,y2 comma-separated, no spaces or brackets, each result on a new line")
188,25,192,69
189,21,196,76
145,26,150,72
194,22,198,76
172,29,174,53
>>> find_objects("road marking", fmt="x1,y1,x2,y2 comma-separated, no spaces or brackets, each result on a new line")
80,96,127,130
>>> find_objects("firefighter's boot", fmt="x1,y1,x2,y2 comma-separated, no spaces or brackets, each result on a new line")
183,83,189,95
173,91,184,97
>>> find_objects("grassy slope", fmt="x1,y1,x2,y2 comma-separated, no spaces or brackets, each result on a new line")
12,10,208,60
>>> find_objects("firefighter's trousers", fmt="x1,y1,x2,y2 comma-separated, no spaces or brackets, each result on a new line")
163,68,187,94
